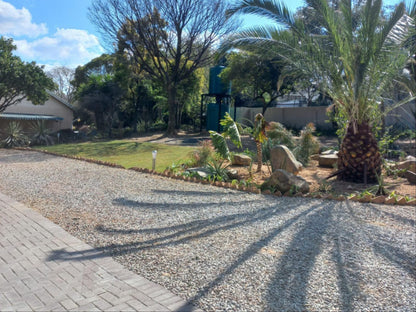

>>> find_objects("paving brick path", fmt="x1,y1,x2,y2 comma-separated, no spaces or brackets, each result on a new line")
0,192,200,311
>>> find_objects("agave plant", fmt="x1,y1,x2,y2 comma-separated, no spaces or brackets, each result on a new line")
205,159,230,182
2,122,29,147
30,120,54,146
225,0,414,183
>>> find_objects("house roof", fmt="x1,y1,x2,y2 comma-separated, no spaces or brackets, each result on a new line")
47,91,75,111
0,113,63,121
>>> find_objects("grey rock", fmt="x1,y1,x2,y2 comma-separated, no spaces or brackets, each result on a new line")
261,169,310,194
270,145,302,174
186,168,210,178
397,160,416,173
232,154,252,166
318,154,338,168
322,149,338,155
227,169,239,180
404,170,416,184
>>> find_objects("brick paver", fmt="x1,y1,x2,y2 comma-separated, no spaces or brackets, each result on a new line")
0,192,200,311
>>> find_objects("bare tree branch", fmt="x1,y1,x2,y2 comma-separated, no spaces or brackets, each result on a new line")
89,0,237,134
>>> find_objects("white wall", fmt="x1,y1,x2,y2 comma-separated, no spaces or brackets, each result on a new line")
236,104,416,131
236,106,334,130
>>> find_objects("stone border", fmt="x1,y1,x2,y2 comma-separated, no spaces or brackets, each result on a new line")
13,147,416,206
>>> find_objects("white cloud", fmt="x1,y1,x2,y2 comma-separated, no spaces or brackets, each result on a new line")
0,0,48,38
14,28,105,68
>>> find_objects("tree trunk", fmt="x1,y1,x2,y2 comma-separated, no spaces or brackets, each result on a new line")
256,141,262,173
94,111,105,132
337,122,381,183
166,84,177,136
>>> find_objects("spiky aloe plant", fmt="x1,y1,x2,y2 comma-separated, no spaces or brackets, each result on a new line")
30,120,54,146
225,0,414,183
2,122,29,147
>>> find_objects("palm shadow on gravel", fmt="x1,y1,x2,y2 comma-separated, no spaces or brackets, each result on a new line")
48,198,306,263
176,199,415,312
46,195,415,312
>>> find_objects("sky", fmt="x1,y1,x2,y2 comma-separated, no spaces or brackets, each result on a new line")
0,0,406,70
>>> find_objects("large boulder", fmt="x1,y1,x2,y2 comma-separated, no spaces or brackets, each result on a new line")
261,169,310,194
232,154,252,166
270,145,303,174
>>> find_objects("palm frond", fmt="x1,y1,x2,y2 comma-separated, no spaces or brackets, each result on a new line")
408,0,416,17
227,0,295,28
220,112,242,149
380,2,406,48
209,130,230,160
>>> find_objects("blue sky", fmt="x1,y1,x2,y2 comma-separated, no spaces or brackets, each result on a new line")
0,0,406,69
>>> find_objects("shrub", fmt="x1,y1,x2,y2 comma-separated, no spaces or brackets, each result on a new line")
293,123,320,166
190,140,215,167
266,122,295,149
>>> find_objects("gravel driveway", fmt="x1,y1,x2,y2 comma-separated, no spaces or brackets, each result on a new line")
0,149,415,311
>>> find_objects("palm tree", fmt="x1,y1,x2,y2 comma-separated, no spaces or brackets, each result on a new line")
225,0,413,183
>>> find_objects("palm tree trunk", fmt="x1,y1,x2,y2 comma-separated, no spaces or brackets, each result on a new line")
256,141,262,173
337,122,381,183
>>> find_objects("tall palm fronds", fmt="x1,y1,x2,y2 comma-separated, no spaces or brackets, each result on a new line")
225,0,413,182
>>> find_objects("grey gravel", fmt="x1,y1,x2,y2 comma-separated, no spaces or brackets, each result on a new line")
0,149,415,312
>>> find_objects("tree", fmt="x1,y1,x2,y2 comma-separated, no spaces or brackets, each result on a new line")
0,37,55,113
221,51,292,114
113,50,160,132
225,0,413,183
72,54,115,89
46,66,76,103
89,0,237,135
73,54,124,135
77,74,124,136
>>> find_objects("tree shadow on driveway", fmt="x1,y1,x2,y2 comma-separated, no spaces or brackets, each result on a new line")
47,197,306,263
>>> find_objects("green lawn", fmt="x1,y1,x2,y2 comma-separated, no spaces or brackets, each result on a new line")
35,140,196,172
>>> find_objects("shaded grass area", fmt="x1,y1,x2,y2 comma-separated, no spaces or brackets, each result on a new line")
34,140,195,172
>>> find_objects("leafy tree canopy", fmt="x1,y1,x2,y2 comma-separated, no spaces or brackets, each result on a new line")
220,51,293,113
0,37,55,113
